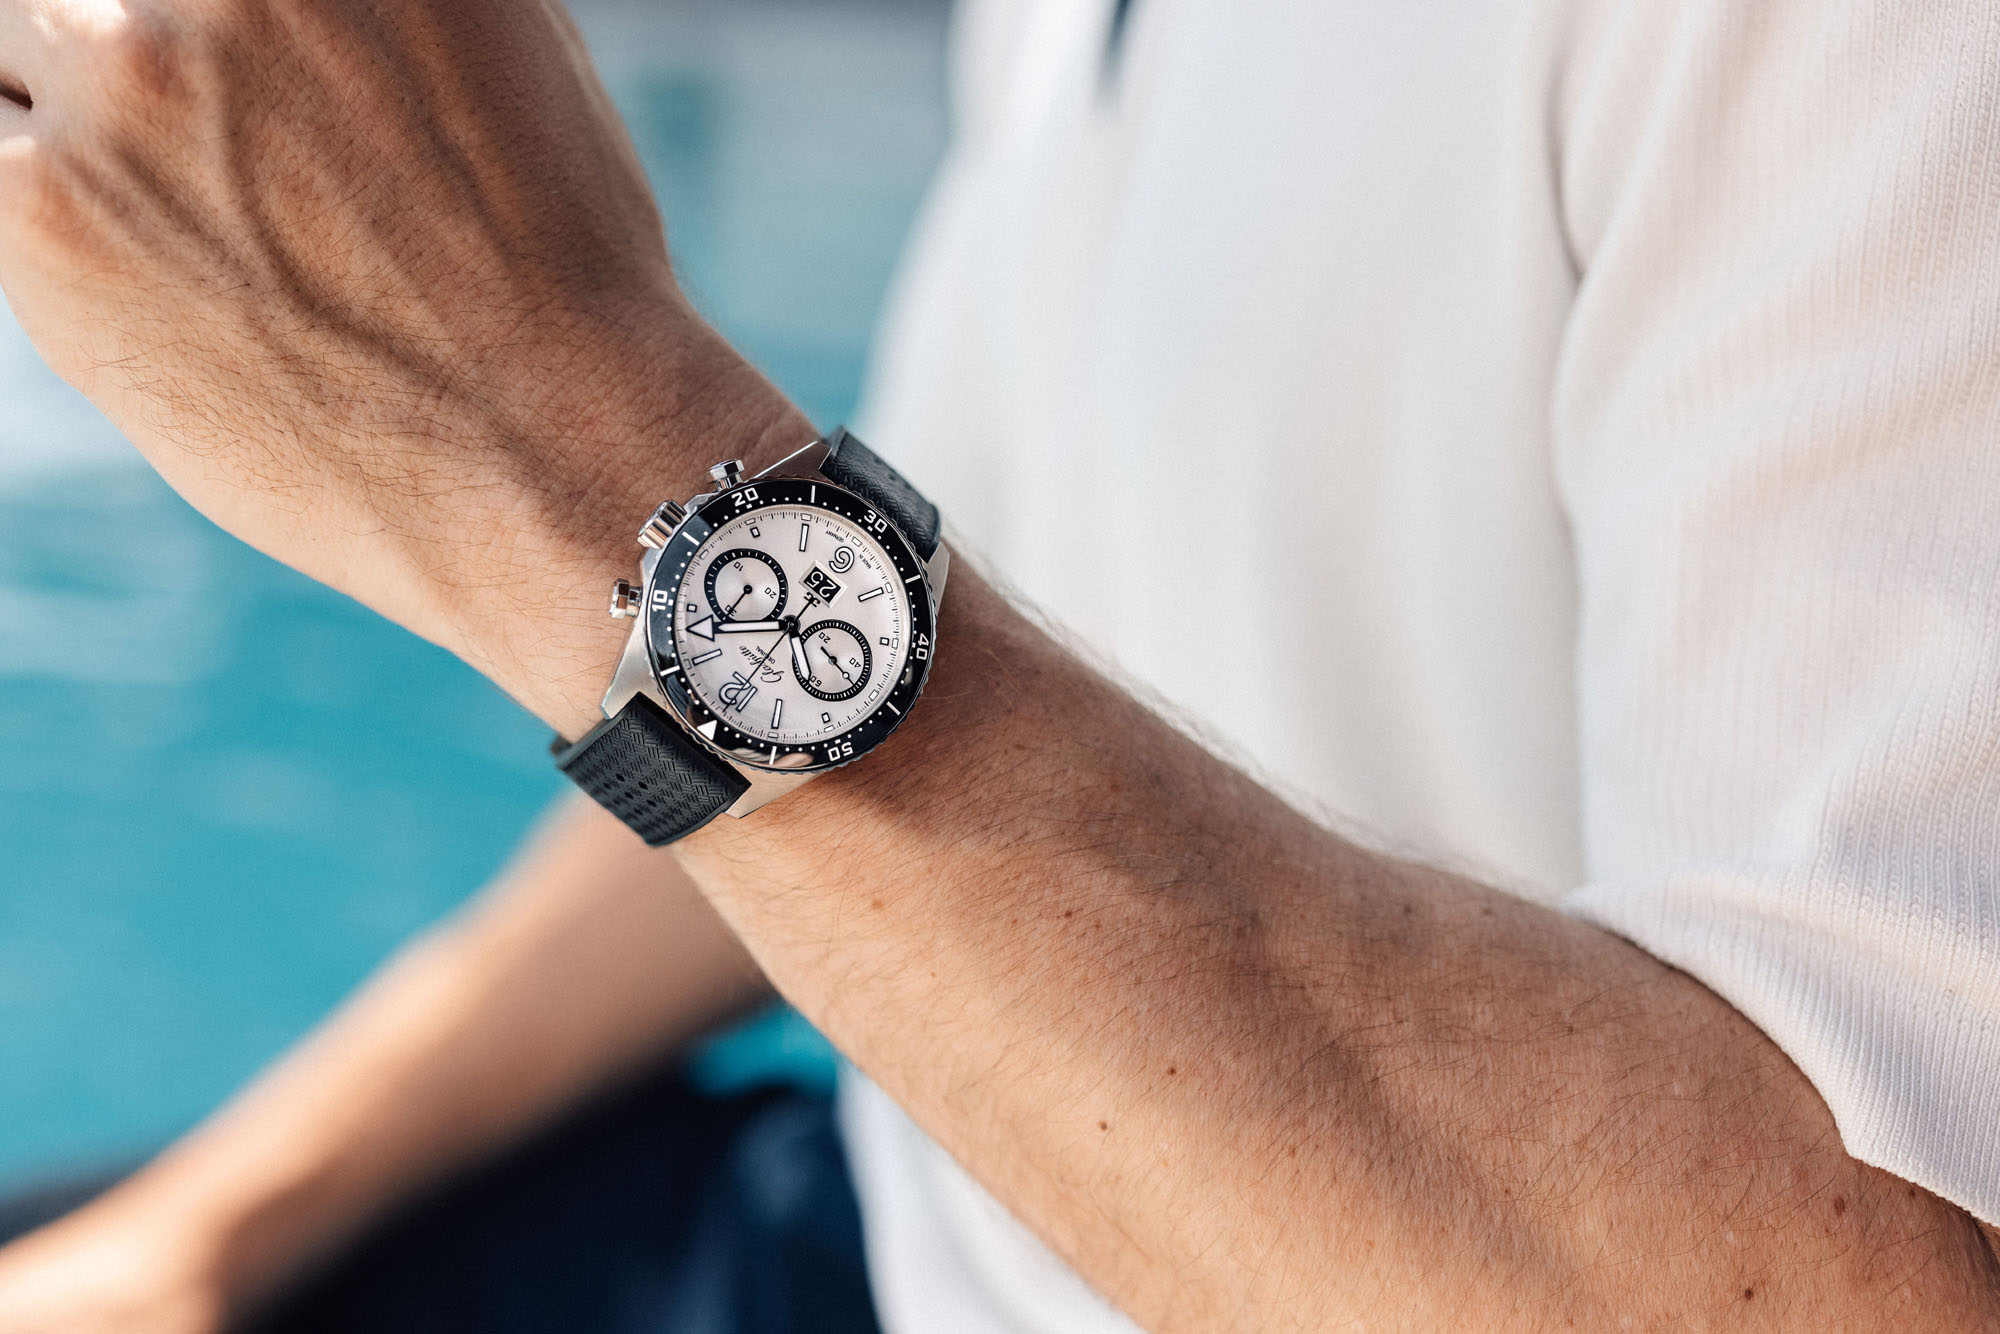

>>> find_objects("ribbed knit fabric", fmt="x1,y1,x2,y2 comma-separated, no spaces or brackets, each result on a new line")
1551,0,2000,1243
845,1,2000,1329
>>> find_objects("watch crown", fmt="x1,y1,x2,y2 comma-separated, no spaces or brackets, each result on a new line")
608,579,642,620
637,500,686,549
708,459,746,489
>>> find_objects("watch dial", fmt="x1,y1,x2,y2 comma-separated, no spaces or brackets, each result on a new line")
646,478,934,770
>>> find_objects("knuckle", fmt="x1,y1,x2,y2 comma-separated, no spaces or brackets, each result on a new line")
72,7,203,111
103,14,193,99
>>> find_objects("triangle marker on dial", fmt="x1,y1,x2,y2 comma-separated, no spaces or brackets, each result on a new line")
697,720,719,740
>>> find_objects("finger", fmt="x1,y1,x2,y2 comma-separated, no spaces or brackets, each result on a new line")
0,83,32,210
0,5,45,237
0,1,46,112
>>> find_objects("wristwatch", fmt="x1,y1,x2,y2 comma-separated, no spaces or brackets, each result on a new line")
553,428,947,845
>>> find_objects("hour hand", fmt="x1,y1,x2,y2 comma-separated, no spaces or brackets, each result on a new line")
715,619,784,633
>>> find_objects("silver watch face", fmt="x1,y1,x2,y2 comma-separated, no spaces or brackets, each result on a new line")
645,477,936,772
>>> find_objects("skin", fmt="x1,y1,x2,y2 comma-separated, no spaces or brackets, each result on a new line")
0,0,1994,1328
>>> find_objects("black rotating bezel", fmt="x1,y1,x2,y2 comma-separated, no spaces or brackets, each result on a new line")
643,476,937,774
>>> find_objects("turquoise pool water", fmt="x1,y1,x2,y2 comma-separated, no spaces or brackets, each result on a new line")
0,0,948,1187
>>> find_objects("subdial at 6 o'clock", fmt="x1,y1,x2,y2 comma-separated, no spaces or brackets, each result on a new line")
795,620,871,702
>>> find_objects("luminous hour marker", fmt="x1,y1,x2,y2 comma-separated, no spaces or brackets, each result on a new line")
886,701,900,715
799,522,811,552
857,587,886,603
879,637,891,646
749,524,761,539
904,573,921,583
691,649,722,666
770,698,784,729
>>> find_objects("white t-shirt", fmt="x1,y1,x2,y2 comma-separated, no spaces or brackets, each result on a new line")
841,1,2000,1328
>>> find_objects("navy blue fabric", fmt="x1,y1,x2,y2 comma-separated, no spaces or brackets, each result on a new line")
1106,0,1137,66
0,1063,878,1334
0,1173,128,1244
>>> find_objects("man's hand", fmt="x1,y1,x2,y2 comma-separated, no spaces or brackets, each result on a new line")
0,1195,226,1334
0,0,802,729
0,799,769,1329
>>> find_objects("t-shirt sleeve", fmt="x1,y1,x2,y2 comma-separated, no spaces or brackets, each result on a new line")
1552,3,2000,1225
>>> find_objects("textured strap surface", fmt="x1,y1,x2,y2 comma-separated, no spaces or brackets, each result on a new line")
821,428,942,561
555,694,748,846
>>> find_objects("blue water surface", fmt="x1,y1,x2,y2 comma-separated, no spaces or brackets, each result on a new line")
0,0,948,1186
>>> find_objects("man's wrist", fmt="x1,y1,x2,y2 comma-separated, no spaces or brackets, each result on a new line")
407,318,814,738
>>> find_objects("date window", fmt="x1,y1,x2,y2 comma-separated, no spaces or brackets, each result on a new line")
802,565,843,606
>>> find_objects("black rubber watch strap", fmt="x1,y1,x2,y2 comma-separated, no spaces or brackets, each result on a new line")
554,693,749,846
821,427,942,561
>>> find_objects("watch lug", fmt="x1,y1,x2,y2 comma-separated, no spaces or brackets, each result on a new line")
756,435,832,480
724,766,820,818
923,537,951,603
598,618,669,719
599,564,669,719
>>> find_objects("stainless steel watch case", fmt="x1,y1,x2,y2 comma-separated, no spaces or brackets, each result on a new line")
595,436,950,820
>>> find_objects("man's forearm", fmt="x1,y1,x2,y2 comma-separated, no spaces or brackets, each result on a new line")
626,561,1992,1330
0,5,1990,1318
366,363,2000,1329
69,799,768,1317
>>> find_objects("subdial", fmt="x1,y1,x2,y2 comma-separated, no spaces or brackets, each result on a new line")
793,619,872,703
703,549,788,623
